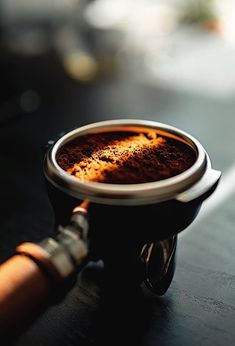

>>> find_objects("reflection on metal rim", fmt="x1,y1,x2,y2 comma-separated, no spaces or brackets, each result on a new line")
44,119,209,205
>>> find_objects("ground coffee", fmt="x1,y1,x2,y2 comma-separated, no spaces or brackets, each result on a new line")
56,130,196,184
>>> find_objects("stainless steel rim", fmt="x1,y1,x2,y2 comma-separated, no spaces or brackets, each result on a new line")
44,119,208,205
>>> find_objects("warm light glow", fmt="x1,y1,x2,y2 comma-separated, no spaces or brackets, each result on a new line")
215,0,235,47
73,200,90,213
63,52,98,81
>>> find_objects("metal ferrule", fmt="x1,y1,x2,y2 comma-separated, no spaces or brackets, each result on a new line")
39,237,75,279
39,211,89,279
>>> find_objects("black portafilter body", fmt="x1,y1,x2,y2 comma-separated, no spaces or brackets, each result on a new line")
44,119,221,295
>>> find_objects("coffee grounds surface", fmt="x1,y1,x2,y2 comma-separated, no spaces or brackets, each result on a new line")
56,131,196,184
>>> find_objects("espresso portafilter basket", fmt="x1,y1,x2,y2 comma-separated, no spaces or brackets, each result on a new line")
0,120,221,338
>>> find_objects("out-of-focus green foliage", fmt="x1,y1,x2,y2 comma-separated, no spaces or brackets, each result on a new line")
179,0,217,24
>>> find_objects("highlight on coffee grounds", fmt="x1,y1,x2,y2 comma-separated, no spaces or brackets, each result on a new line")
56,130,196,184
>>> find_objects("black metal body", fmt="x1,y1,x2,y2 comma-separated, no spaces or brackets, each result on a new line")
43,120,220,295
44,171,202,294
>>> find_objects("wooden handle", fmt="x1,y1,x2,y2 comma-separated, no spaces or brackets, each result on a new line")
0,254,52,337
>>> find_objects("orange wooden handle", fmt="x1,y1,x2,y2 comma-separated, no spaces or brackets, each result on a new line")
0,254,51,337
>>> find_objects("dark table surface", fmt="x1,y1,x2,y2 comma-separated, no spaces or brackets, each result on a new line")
1,29,235,345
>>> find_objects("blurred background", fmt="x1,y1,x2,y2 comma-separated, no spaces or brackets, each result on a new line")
1,0,235,252
1,1,235,344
